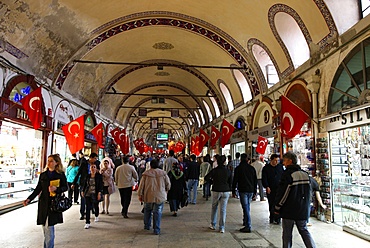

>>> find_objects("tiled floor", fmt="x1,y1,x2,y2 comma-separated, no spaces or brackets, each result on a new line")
0,189,369,248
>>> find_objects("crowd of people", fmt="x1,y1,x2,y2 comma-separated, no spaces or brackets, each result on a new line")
23,150,322,248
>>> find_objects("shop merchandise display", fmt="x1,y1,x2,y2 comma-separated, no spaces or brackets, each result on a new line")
330,127,370,241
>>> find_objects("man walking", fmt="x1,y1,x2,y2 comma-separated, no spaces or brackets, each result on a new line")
232,153,257,233
163,150,178,173
138,159,171,235
262,154,284,224
115,156,138,218
186,154,200,204
274,152,316,248
251,156,265,201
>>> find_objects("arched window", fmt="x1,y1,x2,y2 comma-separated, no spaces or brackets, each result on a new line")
251,45,279,87
275,12,309,68
193,111,201,127
219,82,234,112
203,100,213,122
210,97,220,117
232,68,253,102
328,38,370,113
198,109,205,125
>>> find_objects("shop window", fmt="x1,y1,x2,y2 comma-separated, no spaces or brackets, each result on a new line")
328,38,370,113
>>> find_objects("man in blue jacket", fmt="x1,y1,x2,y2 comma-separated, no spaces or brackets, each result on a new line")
274,152,316,248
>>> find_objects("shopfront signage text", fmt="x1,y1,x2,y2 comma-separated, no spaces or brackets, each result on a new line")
16,108,30,121
327,108,370,131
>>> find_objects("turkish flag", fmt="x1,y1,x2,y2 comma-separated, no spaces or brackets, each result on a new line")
62,115,85,154
124,134,130,154
198,128,209,152
195,135,200,155
91,123,104,148
281,96,309,139
110,127,120,144
220,119,235,148
256,136,268,154
138,138,145,154
210,126,221,147
20,87,43,130
190,136,196,154
118,129,127,153
133,139,139,150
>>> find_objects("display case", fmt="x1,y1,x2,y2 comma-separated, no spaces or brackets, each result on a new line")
334,177,370,241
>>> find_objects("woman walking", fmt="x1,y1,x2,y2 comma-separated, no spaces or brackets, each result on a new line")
100,157,115,214
167,162,186,216
23,154,68,248
66,158,80,204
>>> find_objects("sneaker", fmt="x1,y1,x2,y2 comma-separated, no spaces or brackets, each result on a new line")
220,229,225,233
209,224,216,230
84,224,90,229
95,217,99,222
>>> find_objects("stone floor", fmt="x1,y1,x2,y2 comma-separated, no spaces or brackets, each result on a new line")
0,188,369,248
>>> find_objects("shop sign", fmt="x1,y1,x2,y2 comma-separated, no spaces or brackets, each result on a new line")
54,101,74,124
326,108,370,131
85,130,97,142
247,125,275,141
229,130,246,143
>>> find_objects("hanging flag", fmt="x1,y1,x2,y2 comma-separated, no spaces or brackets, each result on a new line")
190,136,196,154
256,136,268,154
118,129,126,153
110,127,120,144
281,95,309,139
195,135,200,156
20,87,43,130
91,122,103,148
138,138,145,154
198,128,210,152
62,115,85,154
210,126,221,147
124,134,130,154
220,119,235,148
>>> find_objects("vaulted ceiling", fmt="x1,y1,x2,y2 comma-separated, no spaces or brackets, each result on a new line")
1,0,343,141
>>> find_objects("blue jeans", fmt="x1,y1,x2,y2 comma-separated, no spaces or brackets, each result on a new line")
42,217,55,248
239,192,253,229
187,179,198,204
203,182,211,198
210,191,230,231
168,199,180,212
144,202,164,234
282,219,316,248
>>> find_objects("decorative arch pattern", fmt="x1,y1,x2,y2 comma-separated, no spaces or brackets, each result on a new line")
55,12,261,97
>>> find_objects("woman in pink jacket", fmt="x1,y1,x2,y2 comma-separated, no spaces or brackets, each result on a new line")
100,157,115,214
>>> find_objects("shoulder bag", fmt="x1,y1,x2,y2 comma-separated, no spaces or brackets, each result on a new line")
50,193,72,212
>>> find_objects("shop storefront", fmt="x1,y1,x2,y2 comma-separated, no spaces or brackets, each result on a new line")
83,113,98,156
325,107,370,240
230,129,246,158
0,75,52,210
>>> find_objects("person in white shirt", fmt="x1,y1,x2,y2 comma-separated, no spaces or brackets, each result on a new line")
251,156,265,201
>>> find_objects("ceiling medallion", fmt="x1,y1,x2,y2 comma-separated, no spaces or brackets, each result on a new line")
153,42,174,50
155,71,170,76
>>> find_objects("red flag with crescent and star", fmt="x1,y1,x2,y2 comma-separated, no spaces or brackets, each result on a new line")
256,136,268,154
91,122,103,148
220,119,235,148
62,115,85,154
20,87,43,130
190,136,196,154
210,125,221,147
118,129,127,153
195,135,200,155
110,127,120,145
198,128,209,153
280,95,309,139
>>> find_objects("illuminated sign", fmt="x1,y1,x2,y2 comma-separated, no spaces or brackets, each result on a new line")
156,133,168,141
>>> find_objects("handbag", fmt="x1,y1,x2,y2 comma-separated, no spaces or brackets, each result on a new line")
50,193,72,212
181,192,189,208
132,182,139,191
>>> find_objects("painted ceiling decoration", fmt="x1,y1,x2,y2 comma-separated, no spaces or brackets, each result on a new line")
1,0,350,142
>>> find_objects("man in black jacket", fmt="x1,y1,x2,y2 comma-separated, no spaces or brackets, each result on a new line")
274,152,316,248
262,153,284,224
186,154,200,204
232,153,257,233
